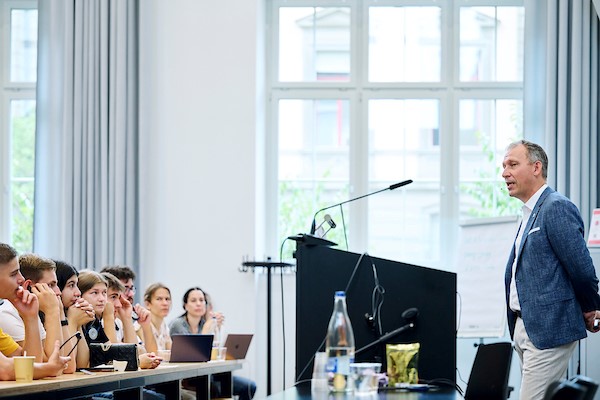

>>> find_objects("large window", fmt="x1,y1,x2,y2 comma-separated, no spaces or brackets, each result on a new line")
268,0,524,268
0,0,37,253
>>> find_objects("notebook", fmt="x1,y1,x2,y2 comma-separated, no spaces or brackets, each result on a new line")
224,334,253,360
170,334,214,362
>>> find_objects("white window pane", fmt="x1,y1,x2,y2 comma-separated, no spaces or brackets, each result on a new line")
11,8,38,82
10,100,36,252
369,7,441,82
460,7,524,82
368,99,440,265
279,7,351,82
278,99,350,249
459,99,522,218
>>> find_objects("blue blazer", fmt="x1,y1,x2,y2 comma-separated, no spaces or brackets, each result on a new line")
504,187,600,349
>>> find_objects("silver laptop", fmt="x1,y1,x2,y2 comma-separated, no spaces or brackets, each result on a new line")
170,334,214,362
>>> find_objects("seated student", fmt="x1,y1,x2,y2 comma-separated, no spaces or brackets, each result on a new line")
0,254,64,362
169,287,222,335
169,287,256,400
100,265,158,353
140,283,172,351
0,243,71,379
100,265,137,305
55,261,95,372
77,270,114,346
78,270,160,370
100,272,158,355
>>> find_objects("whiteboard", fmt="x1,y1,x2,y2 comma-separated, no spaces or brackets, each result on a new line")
456,216,519,338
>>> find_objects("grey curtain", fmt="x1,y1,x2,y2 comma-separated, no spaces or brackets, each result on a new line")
34,0,139,270
524,0,600,230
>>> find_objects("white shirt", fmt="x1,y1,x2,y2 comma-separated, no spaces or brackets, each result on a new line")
151,319,172,351
0,299,46,341
509,183,548,312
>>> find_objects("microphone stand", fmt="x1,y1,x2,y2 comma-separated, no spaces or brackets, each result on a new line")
355,322,415,355
241,259,293,396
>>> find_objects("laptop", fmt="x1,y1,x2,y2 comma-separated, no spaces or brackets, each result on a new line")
170,334,214,362
224,334,253,360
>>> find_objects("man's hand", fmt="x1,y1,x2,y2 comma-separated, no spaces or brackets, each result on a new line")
38,340,71,378
117,294,133,320
134,304,152,326
10,285,39,319
103,301,115,318
30,283,60,315
583,310,600,332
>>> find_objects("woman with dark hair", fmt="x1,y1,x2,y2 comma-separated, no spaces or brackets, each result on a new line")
53,261,94,372
168,287,222,335
169,287,255,400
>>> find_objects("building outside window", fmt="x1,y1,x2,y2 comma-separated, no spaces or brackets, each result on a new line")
268,0,524,268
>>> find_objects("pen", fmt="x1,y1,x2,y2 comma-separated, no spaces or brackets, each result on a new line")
79,369,95,375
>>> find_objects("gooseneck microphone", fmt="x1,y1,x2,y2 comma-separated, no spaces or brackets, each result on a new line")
309,179,413,235
356,307,419,355
310,180,412,235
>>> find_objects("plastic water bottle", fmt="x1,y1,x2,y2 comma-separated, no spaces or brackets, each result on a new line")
325,291,355,392
210,315,221,360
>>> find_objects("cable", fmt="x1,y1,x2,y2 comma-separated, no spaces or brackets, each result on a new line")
367,255,385,335
456,291,462,335
339,205,349,251
279,237,291,390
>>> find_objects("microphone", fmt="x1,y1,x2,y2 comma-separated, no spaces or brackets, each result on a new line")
356,307,418,355
321,214,337,238
325,214,336,229
314,214,337,238
310,180,413,235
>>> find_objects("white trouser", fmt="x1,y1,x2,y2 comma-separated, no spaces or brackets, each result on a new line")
513,317,577,400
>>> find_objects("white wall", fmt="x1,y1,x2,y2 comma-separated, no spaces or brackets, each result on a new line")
138,0,267,395
136,2,526,399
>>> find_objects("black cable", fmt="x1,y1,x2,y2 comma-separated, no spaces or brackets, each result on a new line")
367,255,385,335
279,237,290,390
339,205,349,251
456,291,462,335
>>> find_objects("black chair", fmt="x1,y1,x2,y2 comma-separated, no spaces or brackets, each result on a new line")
570,375,599,400
544,380,588,400
465,342,513,400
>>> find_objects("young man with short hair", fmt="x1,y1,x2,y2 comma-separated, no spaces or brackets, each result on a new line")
0,254,64,361
0,243,70,379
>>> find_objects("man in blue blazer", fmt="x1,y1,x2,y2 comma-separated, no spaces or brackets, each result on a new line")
503,140,600,400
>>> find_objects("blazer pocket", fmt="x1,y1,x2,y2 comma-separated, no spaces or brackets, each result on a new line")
528,227,540,235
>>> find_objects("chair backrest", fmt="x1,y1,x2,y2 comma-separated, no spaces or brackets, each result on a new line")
464,342,513,400
544,380,587,400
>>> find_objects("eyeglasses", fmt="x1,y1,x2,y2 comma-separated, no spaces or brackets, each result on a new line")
124,285,136,294
60,331,82,357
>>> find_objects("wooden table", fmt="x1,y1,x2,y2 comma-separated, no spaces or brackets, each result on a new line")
0,360,242,400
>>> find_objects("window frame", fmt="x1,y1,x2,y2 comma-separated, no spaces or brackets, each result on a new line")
0,0,38,245
266,0,523,268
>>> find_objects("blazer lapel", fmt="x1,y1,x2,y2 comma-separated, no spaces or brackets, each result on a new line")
516,187,553,260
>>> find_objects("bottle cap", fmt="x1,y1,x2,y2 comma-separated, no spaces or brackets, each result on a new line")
335,291,345,297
